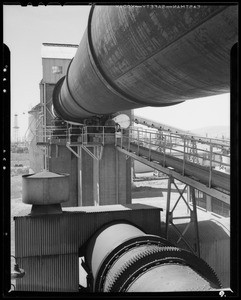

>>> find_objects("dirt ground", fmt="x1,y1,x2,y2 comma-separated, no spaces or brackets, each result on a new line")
11,152,30,166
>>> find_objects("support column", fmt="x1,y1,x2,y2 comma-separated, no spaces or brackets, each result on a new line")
190,187,201,257
165,179,200,257
78,144,131,207
93,147,100,206
116,149,131,205
165,176,173,240
77,146,82,206
78,147,95,206
206,194,212,212
99,144,116,205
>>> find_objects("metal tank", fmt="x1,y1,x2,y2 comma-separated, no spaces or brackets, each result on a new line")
22,171,70,215
52,5,238,122
85,221,222,292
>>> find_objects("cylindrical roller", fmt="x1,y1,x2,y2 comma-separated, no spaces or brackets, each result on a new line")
53,5,238,122
86,221,222,292
86,222,145,280
85,221,173,291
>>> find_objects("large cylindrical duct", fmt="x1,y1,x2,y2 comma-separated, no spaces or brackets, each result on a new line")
86,222,222,292
53,5,238,122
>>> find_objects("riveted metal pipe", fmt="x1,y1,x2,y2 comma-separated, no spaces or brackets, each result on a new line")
53,5,238,122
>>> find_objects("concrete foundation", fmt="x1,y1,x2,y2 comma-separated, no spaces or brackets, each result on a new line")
78,147,95,206
49,143,78,207
99,144,131,205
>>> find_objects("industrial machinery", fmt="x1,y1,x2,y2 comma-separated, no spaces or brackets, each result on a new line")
52,5,237,125
84,221,221,292
15,170,223,292
51,5,236,292
13,5,236,293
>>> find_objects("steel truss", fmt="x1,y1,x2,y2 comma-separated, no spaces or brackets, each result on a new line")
66,142,103,161
165,176,200,257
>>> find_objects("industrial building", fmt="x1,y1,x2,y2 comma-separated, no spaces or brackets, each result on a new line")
11,5,237,294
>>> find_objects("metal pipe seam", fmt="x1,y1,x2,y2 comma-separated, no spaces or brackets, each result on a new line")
89,6,236,101
86,6,182,109
52,76,70,121
65,59,96,116
52,5,237,122
113,6,227,81
52,66,94,122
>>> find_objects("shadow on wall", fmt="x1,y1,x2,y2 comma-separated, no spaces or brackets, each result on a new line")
167,220,230,288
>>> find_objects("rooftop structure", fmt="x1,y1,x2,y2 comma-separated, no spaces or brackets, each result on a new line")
41,43,78,59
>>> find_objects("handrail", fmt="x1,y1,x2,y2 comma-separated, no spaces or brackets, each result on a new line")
133,116,230,145
117,127,230,175
35,124,230,176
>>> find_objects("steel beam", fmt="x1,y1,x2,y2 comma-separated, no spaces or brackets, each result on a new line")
116,146,230,203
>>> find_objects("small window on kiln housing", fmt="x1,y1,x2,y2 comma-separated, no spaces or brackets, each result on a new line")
52,66,62,74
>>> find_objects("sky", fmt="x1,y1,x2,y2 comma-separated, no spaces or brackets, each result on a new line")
3,4,231,140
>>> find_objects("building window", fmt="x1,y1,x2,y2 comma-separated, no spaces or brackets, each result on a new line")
193,188,230,217
195,190,207,210
211,198,230,217
52,66,62,74
195,190,203,198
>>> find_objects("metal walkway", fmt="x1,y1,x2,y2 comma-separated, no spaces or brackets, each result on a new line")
116,126,230,204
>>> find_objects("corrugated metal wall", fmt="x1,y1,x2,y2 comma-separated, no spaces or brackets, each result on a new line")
168,219,230,288
200,238,230,288
16,254,79,292
15,204,162,291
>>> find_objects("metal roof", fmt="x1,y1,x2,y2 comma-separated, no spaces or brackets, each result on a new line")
41,43,78,59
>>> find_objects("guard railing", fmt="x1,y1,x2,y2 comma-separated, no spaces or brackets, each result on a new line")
116,127,230,176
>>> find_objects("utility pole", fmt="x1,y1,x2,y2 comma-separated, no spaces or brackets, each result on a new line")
13,114,20,144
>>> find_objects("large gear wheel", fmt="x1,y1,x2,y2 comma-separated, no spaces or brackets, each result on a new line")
103,246,222,292
95,236,173,291
85,222,222,292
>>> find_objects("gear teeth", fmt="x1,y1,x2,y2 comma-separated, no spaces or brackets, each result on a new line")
102,245,221,292
192,257,223,288
96,236,176,291
104,245,173,292
104,245,156,292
